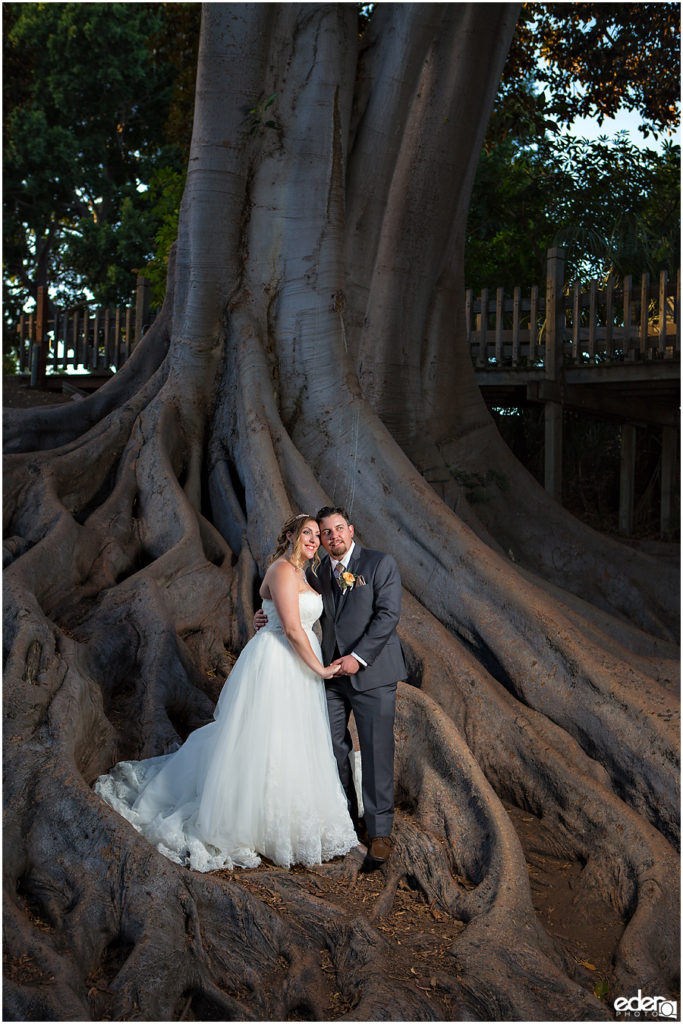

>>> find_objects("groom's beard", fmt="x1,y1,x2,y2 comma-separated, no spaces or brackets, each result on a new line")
326,542,349,558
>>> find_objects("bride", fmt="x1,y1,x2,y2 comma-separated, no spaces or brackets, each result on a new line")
95,514,359,872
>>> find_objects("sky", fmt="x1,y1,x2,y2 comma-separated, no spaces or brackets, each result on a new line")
567,108,677,152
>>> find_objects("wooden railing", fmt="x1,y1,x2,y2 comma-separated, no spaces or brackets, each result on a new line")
10,276,153,381
467,259,680,370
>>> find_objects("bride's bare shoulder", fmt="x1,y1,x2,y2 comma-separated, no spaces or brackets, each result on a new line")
260,557,297,599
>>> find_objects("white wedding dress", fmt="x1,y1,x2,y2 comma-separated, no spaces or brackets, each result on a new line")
94,591,358,872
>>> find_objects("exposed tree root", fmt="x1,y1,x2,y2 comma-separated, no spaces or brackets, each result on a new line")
3,5,678,1020
4,376,678,1019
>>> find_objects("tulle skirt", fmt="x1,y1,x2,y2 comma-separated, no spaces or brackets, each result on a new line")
95,619,358,872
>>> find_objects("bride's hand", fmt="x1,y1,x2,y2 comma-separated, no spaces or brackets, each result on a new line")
323,664,341,679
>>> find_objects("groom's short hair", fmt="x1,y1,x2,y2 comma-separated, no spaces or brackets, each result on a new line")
316,505,350,524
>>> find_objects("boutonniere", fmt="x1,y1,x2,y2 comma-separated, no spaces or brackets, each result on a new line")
337,571,366,593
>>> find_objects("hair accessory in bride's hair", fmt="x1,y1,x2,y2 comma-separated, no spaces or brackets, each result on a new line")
293,513,310,519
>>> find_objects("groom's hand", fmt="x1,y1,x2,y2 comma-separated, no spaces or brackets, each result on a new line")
253,608,268,631
333,655,359,675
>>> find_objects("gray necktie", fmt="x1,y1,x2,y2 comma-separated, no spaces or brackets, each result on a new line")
333,562,343,605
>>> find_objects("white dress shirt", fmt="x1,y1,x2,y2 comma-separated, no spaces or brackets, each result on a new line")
331,542,367,668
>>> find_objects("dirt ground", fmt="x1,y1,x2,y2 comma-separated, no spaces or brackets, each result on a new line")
227,803,624,1018
3,373,625,1015
3,373,82,409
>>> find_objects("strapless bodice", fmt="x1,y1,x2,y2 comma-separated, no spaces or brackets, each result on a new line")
261,591,322,631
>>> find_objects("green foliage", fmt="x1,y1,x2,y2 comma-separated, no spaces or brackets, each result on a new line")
503,3,680,137
3,2,199,322
144,167,186,306
594,977,609,1002
466,4,680,292
4,1,678,329
467,122,680,291
246,94,279,136
3,347,19,376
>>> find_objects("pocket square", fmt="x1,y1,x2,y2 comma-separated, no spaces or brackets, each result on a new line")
356,575,367,586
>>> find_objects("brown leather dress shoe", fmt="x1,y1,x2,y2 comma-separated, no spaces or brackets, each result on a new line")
367,836,392,863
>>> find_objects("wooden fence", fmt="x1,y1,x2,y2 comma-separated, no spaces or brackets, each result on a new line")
11,276,153,380
467,260,680,369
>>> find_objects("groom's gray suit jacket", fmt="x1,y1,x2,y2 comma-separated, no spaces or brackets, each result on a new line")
312,544,406,691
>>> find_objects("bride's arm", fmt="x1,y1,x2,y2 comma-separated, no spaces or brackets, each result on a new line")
266,562,339,680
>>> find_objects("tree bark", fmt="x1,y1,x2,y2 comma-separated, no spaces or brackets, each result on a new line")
3,4,678,1021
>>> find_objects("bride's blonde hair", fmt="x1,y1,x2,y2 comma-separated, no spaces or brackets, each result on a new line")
269,514,321,574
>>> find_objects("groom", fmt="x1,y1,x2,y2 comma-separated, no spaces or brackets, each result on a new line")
315,506,406,865
254,506,406,864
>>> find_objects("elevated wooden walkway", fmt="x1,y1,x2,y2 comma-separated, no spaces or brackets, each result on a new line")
469,249,679,536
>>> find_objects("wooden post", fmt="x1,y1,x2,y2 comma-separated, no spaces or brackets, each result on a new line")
494,287,504,363
30,286,48,388
72,309,79,370
18,314,27,372
544,247,566,500
639,271,650,358
125,306,133,362
91,309,100,371
588,280,597,361
103,308,111,369
660,425,677,538
676,269,681,356
658,269,668,355
114,307,122,368
618,423,637,535
135,275,150,344
512,286,521,365
572,279,581,360
623,275,633,359
465,289,472,350
79,308,87,369
604,276,614,360
529,284,538,363
477,288,488,366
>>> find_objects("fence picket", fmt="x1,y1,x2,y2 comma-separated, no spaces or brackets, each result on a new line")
677,270,681,355
639,272,650,357
572,280,581,359
529,285,538,363
18,315,27,371
495,287,504,363
114,308,122,368
623,275,633,359
125,306,133,363
478,288,489,365
604,277,614,359
61,310,69,370
512,286,521,365
588,280,598,362
658,269,668,355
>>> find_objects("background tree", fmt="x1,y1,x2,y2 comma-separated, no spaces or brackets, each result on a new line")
467,1,680,290
467,124,680,293
3,5,679,1022
501,2,680,137
2,2,200,323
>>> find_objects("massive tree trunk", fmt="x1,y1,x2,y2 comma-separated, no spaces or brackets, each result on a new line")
3,4,678,1020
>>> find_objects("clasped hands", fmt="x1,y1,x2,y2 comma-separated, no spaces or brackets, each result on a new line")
252,610,359,677
323,655,359,679
331,654,360,675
